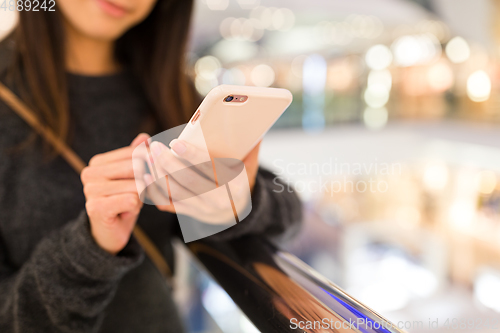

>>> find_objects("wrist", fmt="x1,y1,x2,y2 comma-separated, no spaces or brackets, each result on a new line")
89,221,121,256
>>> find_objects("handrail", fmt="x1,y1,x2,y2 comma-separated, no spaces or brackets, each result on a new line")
189,236,405,333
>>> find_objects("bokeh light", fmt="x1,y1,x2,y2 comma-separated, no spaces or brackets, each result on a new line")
363,107,388,130
328,60,354,91
449,200,475,229
237,0,260,10
445,36,471,64
222,67,247,85
211,39,259,63
302,54,327,95
364,84,390,108
476,171,497,195
195,76,218,95
195,56,221,80
220,17,264,42
423,162,448,191
250,7,295,32
416,19,450,42
467,70,491,102
0,11,18,39
365,45,393,70
205,0,229,11
427,61,454,92
290,55,307,78
475,271,500,313
194,56,222,95
392,34,441,67
251,64,275,87
367,69,392,92
346,15,384,39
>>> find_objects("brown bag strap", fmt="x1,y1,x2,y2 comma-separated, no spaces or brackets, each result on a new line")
0,82,173,282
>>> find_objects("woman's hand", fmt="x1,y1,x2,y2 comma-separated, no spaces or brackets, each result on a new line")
81,134,150,255
143,139,260,224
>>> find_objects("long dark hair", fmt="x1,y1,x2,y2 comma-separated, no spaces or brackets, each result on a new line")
5,0,197,145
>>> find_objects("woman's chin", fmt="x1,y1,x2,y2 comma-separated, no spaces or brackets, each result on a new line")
57,0,157,42
71,18,132,42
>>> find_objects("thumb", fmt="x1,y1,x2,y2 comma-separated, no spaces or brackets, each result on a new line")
131,133,150,148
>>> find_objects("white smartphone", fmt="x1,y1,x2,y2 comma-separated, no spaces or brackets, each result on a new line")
178,84,293,161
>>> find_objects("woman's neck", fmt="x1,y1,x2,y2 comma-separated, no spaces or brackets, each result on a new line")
65,23,121,76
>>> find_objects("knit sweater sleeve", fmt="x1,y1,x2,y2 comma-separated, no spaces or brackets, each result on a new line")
0,100,144,333
0,212,144,333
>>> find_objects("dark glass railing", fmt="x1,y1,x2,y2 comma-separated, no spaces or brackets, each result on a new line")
189,236,405,333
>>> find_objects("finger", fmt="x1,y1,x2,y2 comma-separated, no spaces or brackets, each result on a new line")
143,174,171,206
131,133,150,148
167,177,237,221
242,141,261,190
151,179,238,224
82,160,135,183
143,175,212,216
84,179,140,198
86,193,142,220
167,175,205,203
88,146,136,167
168,139,212,168
144,173,205,211
152,142,218,190
152,141,214,180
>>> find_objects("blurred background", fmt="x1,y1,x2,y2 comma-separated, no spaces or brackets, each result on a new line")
2,0,500,332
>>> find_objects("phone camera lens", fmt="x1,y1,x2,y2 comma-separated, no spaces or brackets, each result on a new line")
224,95,234,102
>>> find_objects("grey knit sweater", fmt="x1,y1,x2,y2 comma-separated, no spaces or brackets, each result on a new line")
0,71,302,332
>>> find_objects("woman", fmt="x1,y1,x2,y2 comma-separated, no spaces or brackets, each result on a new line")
0,0,302,332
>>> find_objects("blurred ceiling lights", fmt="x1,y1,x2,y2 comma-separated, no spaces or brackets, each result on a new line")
302,54,327,96
194,1,493,111
423,162,449,192
364,84,390,109
219,7,295,42
363,107,388,130
211,39,259,63
220,17,265,42
194,55,221,95
467,70,491,103
368,69,392,92
250,6,295,31
427,61,454,92
195,55,221,80
445,36,471,64
391,34,441,67
449,200,476,229
364,67,392,129
315,15,384,46
365,44,393,70
475,270,500,313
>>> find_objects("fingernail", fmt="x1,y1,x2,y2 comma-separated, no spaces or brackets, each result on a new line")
132,133,150,146
170,139,187,156
131,135,143,146
151,142,162,157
